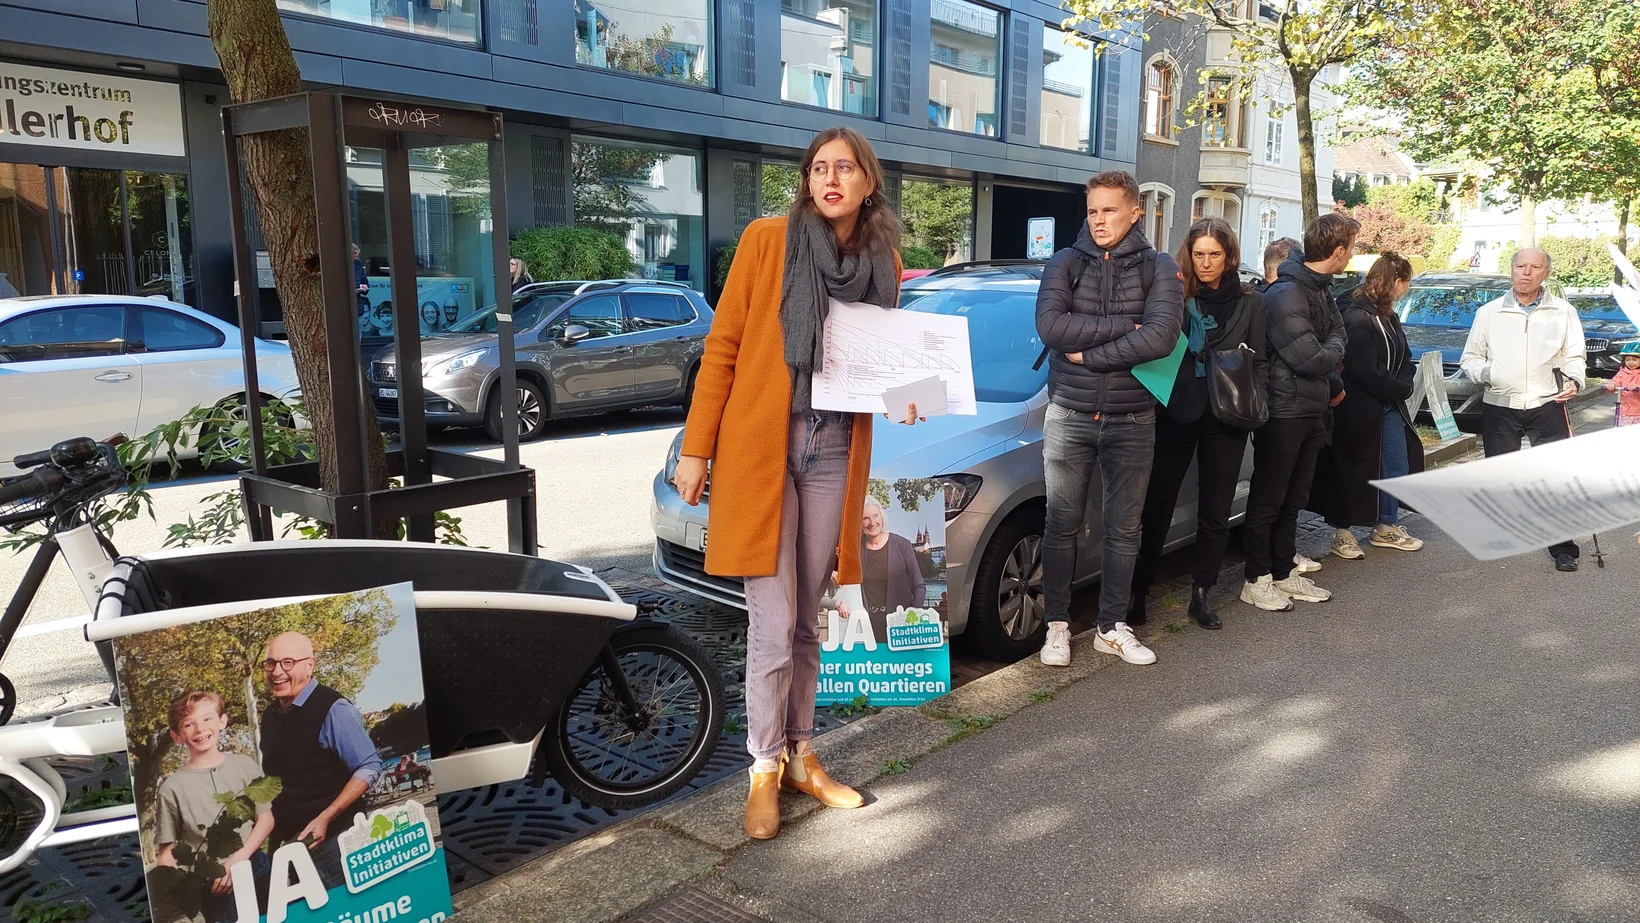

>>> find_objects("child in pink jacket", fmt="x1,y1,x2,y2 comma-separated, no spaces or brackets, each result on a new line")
1603,342,1640,426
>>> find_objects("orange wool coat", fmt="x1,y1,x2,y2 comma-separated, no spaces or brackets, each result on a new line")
681,216,891,583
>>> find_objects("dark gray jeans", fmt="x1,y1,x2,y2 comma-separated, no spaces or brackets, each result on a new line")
1042,402,1157,632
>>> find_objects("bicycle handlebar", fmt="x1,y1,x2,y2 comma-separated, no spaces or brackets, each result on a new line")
0,467,63,506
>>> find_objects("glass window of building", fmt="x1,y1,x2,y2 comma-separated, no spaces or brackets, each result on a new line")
1264,114,1285,164
781,0,877,115
1192,191,1240,228
761,161,803,218
900,178,973,267
575,0,712,86
0,163,194,304
1139,184,1173,252
1259,204,1279,251
1144,56,1175,139
345,143,495,342
571,138,706,290
277,0,482,45
1040,28,1095,152
928,0,1001,137
1204,76,1234,146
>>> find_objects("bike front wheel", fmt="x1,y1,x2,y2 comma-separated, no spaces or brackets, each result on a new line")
539,625,725,810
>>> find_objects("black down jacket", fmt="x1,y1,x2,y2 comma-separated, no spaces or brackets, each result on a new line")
1034,223,1184,416
1263,257,1347,419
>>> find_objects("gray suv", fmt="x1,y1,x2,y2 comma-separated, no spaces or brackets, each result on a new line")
368,280,713,441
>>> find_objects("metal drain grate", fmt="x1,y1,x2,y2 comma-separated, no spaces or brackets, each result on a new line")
8,581,870,920
624,888,771,923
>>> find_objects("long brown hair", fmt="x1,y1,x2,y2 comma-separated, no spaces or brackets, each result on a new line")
1176,217,1244,298
1358,252,1412,317
791,126,902,255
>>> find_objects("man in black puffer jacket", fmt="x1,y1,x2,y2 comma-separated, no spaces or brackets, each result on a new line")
1034,170,1183,669
1238,213,1356,613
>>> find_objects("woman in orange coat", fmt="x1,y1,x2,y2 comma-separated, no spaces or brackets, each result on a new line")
672,126,912,840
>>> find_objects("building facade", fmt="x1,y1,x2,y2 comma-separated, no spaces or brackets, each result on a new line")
0,0,1146,325
1134,11,1335,274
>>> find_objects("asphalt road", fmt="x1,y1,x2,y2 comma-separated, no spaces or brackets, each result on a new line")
0,407,687,714
726,520,1640,923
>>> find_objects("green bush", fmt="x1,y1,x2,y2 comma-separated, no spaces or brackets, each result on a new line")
1365,178,1443,222
1538,235,1638,288
1427,224,1463,269
510,225,634,283
901,246,943,270
713,239,738,298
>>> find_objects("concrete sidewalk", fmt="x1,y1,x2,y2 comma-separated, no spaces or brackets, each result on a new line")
451,511,1640,923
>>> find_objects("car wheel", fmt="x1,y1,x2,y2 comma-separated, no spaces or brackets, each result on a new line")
202,395,293,473
962,507,1048,662
681,365,699,415
484,378,549,443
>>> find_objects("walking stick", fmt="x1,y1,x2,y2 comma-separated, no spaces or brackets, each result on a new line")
1554,368,1606,568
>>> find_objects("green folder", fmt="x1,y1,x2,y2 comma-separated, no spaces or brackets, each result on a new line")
1132,333,1189,407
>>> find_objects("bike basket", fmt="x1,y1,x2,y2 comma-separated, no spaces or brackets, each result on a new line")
0,485,52,529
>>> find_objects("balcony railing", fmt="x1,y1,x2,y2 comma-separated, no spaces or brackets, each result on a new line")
1043,77,1085,97
931,46,997,76
931,0,998,36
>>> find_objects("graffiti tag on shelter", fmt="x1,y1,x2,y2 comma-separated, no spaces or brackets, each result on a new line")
367,103,441,129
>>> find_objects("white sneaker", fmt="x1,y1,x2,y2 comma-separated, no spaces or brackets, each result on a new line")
1370,524,1424,552
1040,622,1072,667
1240,575,1294,611
1293,553,1323,574
1093,622,1156,665
1330,530,1365,560
1274,573,1332,602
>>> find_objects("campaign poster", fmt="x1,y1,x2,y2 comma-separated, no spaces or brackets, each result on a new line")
817,477,953,708
358,277,477,338
111,584,451,923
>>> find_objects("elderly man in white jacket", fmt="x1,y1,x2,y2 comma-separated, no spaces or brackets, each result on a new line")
1459,246,1586,571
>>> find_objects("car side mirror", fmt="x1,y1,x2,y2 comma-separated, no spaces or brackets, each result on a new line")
558,324,591,347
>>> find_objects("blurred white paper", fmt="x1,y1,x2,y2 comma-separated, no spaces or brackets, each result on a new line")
1372,424,1640,560
812,299,977,415
882,375,948,421
1608,242,1640,328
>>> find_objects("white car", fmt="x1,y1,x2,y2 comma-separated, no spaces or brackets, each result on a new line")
0,295,301,474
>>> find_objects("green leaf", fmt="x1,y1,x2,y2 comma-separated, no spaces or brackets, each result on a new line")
243,775,283,804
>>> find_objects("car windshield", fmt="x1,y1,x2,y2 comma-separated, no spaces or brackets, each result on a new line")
1397,286,1507,326
899,284,1045,403
449,292,571,333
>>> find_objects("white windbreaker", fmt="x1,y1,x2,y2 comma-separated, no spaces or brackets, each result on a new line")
1459,290,1586,410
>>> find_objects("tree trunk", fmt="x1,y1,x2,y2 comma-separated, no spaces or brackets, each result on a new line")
207,0,391,509
1291,65,1320,227
1618,197,1632,271
1518,195,1537,247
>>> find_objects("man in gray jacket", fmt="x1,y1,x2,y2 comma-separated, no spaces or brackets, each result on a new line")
1034,170,1184,668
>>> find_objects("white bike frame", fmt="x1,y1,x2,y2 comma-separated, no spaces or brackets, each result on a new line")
0,534,634,875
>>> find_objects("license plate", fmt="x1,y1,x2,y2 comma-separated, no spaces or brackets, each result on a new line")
699,529,707,552
687,522,708,552
379,388,398,399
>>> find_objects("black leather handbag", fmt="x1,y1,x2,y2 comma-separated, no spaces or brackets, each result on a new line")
1207,343,1269,430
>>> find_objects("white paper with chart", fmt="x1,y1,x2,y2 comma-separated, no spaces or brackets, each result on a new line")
811,299,978,415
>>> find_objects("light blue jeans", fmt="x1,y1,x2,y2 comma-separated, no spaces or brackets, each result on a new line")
741,410,852,761
1379,405,1410,526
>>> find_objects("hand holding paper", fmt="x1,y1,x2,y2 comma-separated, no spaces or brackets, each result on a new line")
882,376,946,424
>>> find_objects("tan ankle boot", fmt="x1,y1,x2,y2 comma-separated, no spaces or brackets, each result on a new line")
744,766,782,839
781,751,864,808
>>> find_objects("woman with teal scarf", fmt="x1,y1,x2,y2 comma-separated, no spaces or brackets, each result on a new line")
1129,218,1270,629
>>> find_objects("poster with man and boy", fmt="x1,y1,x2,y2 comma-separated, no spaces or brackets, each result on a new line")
817,477,953,708
110,583,451,923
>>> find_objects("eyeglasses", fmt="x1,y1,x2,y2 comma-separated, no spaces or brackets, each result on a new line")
808,160,858,181
262,656,314,673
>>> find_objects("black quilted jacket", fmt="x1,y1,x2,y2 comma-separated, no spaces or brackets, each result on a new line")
1263,257,1347,419
1034,224,1184,416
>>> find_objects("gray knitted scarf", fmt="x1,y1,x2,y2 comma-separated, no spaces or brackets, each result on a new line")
780,207,899,413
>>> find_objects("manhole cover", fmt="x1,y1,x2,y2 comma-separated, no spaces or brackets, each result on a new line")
625,888,770,923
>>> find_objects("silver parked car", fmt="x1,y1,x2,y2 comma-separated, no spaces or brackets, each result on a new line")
368,280,713,441
650,262,1255,662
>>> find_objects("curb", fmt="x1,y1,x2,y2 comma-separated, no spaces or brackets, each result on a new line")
1421,432,1477,467
448,610,1177,923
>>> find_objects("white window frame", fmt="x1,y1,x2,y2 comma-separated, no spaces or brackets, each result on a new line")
1139,182,1175,251
1258,204,1280,251
1192,190,1242,228
1143,52,1180,141
1264,114,1284,164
